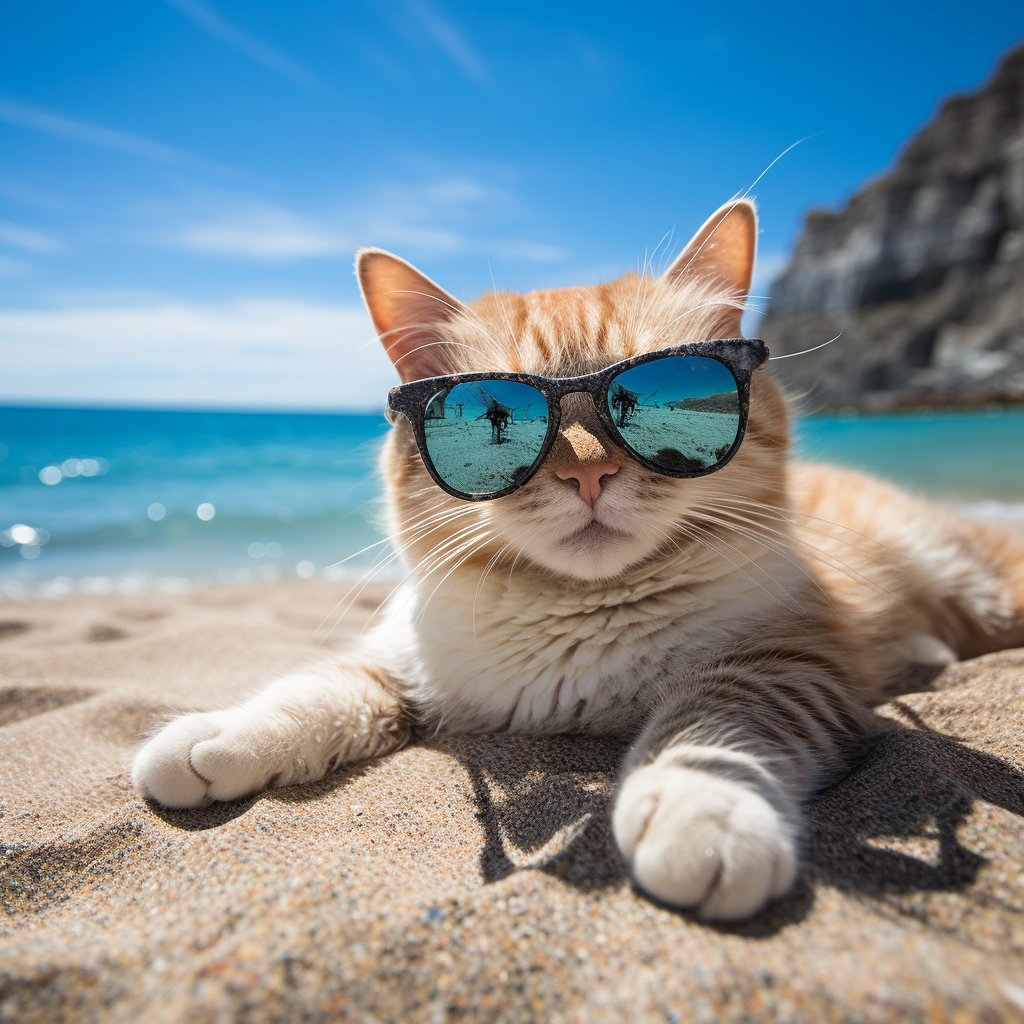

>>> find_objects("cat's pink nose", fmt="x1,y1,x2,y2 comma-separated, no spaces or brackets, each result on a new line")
555,462,619,509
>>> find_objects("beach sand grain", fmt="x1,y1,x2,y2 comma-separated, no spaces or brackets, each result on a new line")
1,581,1023,1022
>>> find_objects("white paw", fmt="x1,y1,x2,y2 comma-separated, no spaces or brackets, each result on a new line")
613,763,797,921
132,710,278,808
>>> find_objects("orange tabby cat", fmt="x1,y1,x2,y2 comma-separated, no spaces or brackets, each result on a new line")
133,200,1024,921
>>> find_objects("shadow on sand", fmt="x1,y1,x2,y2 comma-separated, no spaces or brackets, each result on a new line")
435,709,1024,936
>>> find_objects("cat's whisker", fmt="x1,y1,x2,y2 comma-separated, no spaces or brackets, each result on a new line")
407,536,495,625
678,521,807,614
318,507,484,642
505,530,537,590
706,494,902,557
358,517,492,635
649,228,675,277
769,333,842,362
405,521,495,585
694,504,894,600
737,135,817,203
315,551,406,646
385,289,490,331
662,297,746,332
686,506,838,609
683,494,904,600
350,523,491,640
384,288,510,367
416,531,495,628
372,320,475,349
487,274,521,368
390,505,482,549
317,535,392,570
472,536,521,639
645,137,807,306
688,500,887,597
389,338,492,371
313,535,412,642
708,499,907,581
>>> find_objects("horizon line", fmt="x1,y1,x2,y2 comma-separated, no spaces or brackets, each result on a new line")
0,398,388,417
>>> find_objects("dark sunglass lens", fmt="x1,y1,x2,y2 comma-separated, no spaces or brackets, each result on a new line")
423,380,549,495
607,355,741,472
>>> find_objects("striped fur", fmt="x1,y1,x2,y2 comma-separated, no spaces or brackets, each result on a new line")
132,201,1024,921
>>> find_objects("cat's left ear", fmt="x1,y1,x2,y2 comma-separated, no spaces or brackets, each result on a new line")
356,248,468,383
660,199,757,337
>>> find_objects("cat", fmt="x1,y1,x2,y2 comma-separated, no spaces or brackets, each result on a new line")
132,199,1024,921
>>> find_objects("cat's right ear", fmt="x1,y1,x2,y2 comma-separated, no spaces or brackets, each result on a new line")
660,199,756,337
356,248,467,383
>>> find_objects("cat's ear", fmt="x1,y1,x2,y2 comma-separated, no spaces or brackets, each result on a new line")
660,199,757,336
356,248,468,383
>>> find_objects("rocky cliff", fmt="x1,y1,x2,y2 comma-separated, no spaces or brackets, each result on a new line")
763,42,1024,408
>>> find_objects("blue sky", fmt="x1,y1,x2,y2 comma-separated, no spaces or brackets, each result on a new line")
2,1,1023,410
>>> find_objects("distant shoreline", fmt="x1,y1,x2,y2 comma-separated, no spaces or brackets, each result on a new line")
4,395,1024,419
803,391,1024,416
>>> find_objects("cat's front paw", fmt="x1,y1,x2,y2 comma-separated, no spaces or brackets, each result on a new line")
131,710,275,808
613,763,796,921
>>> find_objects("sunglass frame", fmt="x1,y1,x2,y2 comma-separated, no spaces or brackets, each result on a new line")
385,338,769,502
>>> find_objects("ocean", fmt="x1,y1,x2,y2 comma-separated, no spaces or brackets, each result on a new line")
2,404,1023,598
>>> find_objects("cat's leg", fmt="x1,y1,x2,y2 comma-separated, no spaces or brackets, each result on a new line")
131,660,409,808
613,658,869,921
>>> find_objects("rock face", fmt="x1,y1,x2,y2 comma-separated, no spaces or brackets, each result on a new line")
764,42,1024,407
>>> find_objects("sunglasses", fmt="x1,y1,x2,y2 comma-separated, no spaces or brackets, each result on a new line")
385,338,769,502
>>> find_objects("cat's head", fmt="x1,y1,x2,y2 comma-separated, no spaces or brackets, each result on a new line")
358,200,790,586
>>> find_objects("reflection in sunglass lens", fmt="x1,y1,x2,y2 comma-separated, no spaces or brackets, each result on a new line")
607,355,741,472
423,380,549,495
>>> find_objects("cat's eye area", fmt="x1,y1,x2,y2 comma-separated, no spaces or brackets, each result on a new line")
606,355,742,474
422,379,550,496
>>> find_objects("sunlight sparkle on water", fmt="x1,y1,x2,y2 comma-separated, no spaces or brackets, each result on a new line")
37,458,107,485
196,503,216,521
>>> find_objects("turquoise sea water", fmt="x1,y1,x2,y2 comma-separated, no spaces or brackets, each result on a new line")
2,405,1023,598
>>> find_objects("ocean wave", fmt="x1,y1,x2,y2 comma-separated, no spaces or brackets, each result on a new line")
959,500,1024,520
0,559,405,600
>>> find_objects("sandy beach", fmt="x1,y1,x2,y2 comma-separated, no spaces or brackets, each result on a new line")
2,579,1024,1023
617,406,739,469
424,415,549,493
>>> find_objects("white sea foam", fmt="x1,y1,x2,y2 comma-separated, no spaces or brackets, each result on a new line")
959,501,1024,521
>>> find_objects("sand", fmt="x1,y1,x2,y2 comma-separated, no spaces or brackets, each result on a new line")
424,416,548,493
617,407,738,468
2,580,1024,1023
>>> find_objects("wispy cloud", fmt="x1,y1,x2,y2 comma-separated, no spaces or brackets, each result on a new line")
165,0,329,96
168,204,349,259
1,298,396,409
402,0,488,85
0,97,231,176
0,220,65,254
160,175,566,264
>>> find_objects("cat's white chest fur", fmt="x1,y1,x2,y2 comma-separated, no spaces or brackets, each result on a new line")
371,550,787,736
